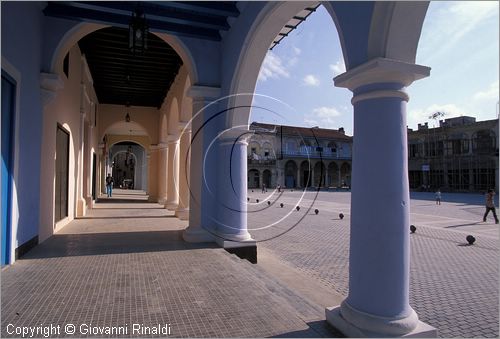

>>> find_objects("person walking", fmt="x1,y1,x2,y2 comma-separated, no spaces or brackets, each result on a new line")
262,183,266,193
435,189,441,205
483,189,499,224
106,173,114,197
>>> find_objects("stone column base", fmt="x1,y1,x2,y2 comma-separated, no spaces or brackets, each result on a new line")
182,226,215,243
165,202,178,210
158,197,167,205
326,306,437,338
215,238,257,264
76,198,86,217
175,208,189,220
84,195,93,209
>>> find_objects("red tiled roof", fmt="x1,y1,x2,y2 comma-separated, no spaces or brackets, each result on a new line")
250,122,352,140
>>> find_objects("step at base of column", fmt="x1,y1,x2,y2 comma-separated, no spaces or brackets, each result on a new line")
326,306,437,338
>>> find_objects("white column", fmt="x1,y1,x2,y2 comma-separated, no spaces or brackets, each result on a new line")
214,130,254,246
175,123,191,220
183,87,221,243
165,136,179,210
325,58,436,337
76,110,86,217
157,143,168,204
84,121,94,208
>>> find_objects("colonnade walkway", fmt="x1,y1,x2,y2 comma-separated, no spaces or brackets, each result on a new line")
1,190,342,338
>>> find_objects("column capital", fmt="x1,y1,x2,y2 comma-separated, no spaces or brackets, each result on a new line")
40,72,64,106
187,85,221,100
178,121,192,133
218,128,254,146
334,58,430,91
157,142,169,150
167,134,180,144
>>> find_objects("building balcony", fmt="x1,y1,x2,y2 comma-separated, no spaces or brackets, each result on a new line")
277,150,351,160
247,158,277,166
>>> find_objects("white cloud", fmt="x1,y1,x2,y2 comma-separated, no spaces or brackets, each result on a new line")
258,51,290,82
329,60,346,76
420,2,498,62
287,46,302,67
303,74,320,87
287,56,299,67
304,106,342,128
473,81,499,101
408,104,468,128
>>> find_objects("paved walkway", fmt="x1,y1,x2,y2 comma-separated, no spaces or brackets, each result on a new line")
2,191,340,338
247,190,499,338
2,189,498,338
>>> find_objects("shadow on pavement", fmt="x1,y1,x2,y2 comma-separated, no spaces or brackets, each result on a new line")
271,320,344,338
20,230,218,260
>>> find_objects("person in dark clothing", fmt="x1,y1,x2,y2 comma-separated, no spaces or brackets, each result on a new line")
483,189,499,224
106,173,114,197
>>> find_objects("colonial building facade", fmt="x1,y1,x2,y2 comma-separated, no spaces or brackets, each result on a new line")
408,116,498,192
247,122,352,189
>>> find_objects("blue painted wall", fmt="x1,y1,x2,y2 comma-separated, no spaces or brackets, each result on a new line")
1,2,43,249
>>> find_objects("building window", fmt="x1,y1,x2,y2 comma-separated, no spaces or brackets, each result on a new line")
409,144,420,158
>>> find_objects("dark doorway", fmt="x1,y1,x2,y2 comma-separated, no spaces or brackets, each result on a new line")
55,125,70,223
1,70,16,265
303,171,311,188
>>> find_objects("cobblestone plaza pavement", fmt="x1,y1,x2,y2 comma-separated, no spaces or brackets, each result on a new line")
2,189,498,337
247,189,499,338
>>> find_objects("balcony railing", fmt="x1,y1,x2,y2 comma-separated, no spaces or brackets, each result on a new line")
247,158,276,165
276,150,351,159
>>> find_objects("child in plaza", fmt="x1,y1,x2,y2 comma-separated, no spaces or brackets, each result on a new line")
435,189,441,205
483,189,499,224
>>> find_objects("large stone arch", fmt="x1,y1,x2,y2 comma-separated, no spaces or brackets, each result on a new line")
102,120,151,149
180,76,193,123
226,2,343,128
46,22,199,84
367,2,429,64
225,1,430,128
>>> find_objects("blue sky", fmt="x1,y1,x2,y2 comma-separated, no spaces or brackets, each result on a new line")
250,2,499,135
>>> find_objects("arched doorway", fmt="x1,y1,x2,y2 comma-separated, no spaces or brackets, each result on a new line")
328,162,339,187
313,161,326,188
300,160,312,188
248,169,260,189
262,169,272,188
340,162,351,188
109,142,147,190
284,160,298,188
